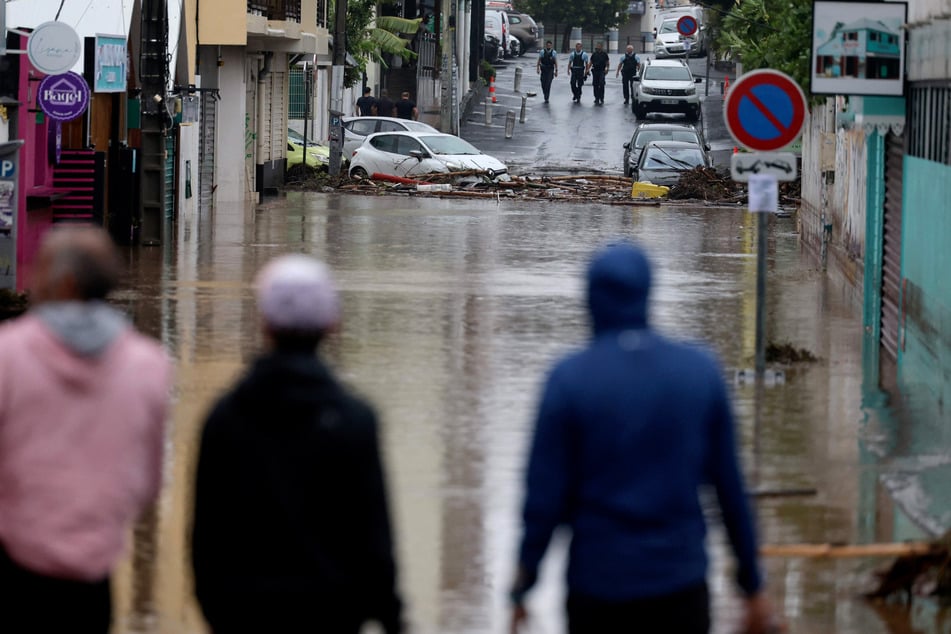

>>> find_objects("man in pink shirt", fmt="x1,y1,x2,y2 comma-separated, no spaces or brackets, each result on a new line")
0,225,171,633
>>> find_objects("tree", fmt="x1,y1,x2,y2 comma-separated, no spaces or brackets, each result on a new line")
519,0,631,48
713,0,813,94
334,0,421,87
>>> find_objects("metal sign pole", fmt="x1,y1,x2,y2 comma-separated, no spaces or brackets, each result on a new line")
755,212,768,375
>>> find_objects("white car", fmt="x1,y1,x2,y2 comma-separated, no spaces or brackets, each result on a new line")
349,131,510,181
654,18,695,59
342,116,438,159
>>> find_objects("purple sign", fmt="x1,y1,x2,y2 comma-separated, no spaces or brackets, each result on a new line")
37,72,90,122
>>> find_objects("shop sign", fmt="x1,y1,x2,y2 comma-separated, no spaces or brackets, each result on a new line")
94,35,127,93
27,21,82,75
38,72,90,122
0,141,24,290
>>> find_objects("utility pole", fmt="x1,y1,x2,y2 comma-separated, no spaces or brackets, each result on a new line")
328,0,347,175
139,0,169,245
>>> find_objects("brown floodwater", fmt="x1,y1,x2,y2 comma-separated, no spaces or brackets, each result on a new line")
104,192,945,634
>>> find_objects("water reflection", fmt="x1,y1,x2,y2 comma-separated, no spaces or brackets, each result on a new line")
105,192,945,634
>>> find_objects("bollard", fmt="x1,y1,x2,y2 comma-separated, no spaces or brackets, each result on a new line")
519,95,527,123
514,67,523,93
485,100,493,126
490,76,497,103
505,110,516,139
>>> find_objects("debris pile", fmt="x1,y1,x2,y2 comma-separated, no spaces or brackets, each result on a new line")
766,341,818,364
865,532,951,604
668,167,801,205
285,167,802,207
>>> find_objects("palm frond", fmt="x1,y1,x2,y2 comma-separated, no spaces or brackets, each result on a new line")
375,16,422,35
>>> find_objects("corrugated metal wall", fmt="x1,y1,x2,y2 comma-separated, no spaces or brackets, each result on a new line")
880,133,904,362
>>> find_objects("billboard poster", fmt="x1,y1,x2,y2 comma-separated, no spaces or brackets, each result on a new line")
94,35,128,93
811,1,907,96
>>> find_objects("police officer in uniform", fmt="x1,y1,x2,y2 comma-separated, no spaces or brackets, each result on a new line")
588,42,610,105
615,45,640,105
567,42,589,103
535,40,558,103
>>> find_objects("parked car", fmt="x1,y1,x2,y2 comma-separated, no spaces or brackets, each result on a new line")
632,58,702,121
484,32,502,63
506,12,538,53
485,9,513,57
287,128,330,168
656,5,707,56
622,122,709,177
349,131,510,181
342,116,438,159
654,18,695,59
632,140,710,186
287,138,330,168
508,34,521,58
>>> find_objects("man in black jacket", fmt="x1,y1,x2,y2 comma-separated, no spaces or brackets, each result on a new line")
191,254,403,634
587,42,610,105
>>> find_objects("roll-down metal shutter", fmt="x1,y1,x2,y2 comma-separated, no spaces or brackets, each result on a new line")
269,70,287,161
880,132,904,361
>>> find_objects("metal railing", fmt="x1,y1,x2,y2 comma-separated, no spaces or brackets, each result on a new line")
247,0,301,22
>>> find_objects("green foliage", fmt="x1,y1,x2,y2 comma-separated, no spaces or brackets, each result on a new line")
713,0,813,96
518,0,631,33
334,0,421,87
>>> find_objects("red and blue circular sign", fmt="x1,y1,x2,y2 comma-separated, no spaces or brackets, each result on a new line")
724,69,807,152
37,71,90,122
677,15,698,37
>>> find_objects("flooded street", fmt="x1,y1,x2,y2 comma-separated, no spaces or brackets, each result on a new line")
108,191,943,634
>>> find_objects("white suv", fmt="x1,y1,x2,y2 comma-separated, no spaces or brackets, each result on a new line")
632,58,702,122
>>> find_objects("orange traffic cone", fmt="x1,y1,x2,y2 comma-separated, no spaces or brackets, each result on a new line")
490,76,497,103
724,75,730,95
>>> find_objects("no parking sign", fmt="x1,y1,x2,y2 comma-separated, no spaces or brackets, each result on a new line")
723,69,807,152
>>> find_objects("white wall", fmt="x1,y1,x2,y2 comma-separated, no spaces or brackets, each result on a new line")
214,46,250,204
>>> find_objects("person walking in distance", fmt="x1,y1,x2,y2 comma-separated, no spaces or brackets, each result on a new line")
509,242,778,634
567,41,589,103
536,40,558,103
377,89,396,117
394,91,418,120
588,42,610,105
0,225,171,633
616,44,640,105
192,254,403,634
356,86,378,116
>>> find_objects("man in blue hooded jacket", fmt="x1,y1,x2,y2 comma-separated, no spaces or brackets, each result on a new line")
509,242,776,633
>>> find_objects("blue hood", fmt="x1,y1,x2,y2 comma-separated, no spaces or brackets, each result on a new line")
587,242,651,333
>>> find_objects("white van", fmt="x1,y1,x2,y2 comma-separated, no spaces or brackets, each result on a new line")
485,9,516,57
484,13,506,59
656,5,707,56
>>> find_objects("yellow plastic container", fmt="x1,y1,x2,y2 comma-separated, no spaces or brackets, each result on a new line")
631,182,670,199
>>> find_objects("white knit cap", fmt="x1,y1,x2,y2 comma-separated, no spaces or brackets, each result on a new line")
255,254,340,332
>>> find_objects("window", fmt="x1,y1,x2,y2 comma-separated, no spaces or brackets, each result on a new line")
869,32,879,42
370,134,399,153
396,137,424,156
644,65,692,81
908,84,951,166
378,121,404,132
349,120,378,136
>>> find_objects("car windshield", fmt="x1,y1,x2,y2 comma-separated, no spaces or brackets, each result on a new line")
288,129,319,146
420,135,482,155
403,121,436,132
634,129,700,149
659,21,680,34
643,146,705,169
644,65,692,81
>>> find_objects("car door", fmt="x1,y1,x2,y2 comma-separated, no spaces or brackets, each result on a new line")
395,136,444,176
344,119,380,157
363,133,401,174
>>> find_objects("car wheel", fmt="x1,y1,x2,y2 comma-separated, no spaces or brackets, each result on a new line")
350,166,369,180
634,104,647,120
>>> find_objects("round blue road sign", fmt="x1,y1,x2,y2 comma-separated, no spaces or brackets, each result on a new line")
724,69,806,152
677,15,698,37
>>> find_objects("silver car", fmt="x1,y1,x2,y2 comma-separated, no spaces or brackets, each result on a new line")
632,140,710,186
342,116,439,159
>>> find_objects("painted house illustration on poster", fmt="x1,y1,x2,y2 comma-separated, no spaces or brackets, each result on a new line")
815,18,901,79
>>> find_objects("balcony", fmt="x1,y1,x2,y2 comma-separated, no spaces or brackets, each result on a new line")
248,0,301,22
